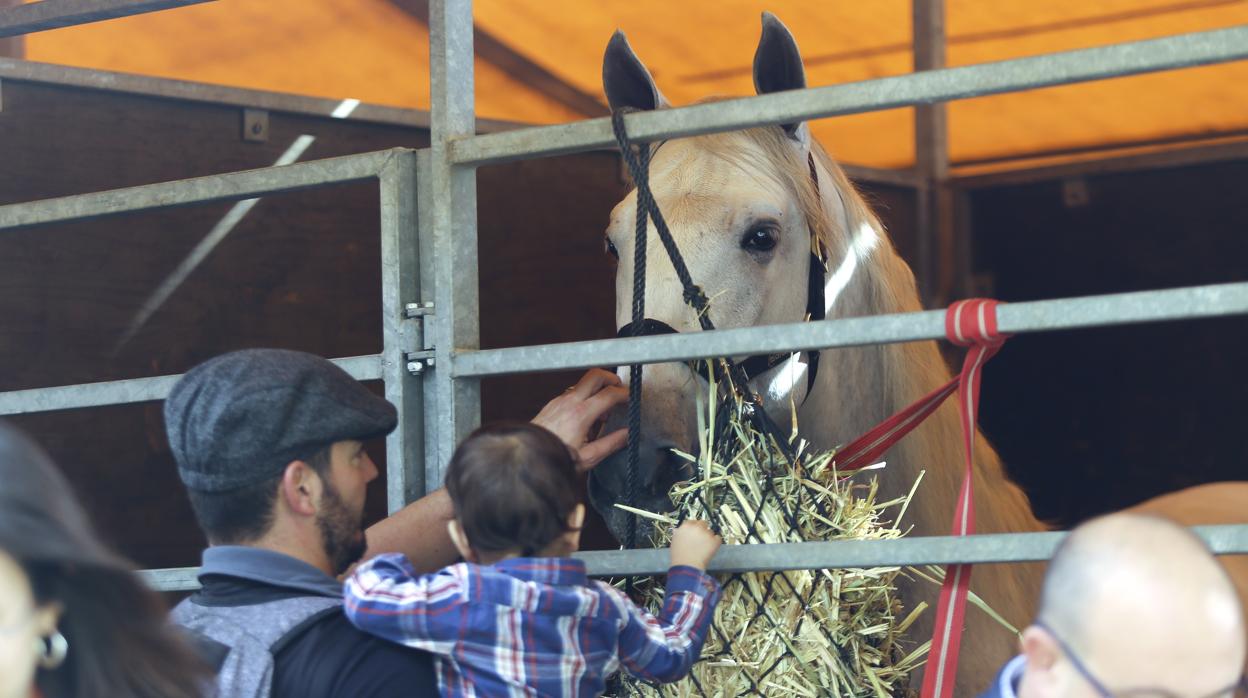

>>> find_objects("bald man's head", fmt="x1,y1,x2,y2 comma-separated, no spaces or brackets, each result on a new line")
1018,513,1245,698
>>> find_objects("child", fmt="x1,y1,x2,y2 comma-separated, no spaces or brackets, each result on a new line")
344,421,722,697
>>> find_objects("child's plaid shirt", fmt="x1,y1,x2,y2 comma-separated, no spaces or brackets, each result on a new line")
344,554,720,697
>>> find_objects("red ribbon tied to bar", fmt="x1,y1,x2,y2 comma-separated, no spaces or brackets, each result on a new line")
923,298,1009,698
831,299,1008,697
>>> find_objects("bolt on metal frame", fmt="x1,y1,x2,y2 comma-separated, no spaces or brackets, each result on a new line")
1,1,1247,592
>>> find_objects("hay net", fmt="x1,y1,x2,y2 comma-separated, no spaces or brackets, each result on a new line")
611,369,928,698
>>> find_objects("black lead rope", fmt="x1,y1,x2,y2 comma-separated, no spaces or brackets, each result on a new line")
611,111,854,698
619,113,650,554
610,110,798,491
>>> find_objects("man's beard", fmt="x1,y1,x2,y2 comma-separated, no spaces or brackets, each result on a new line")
317,482,367,576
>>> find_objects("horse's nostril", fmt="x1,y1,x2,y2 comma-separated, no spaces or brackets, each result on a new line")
645,447,694,494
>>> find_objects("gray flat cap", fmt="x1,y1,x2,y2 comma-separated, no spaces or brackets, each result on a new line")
165,349,397,493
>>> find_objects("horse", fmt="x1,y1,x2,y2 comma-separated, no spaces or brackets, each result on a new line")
586,12,1248,693
587,13,1046,694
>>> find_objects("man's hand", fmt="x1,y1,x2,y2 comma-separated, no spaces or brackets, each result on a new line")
532,368,627,472
669,520,723,571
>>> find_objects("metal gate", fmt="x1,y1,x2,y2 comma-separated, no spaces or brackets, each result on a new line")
1,0,1247,602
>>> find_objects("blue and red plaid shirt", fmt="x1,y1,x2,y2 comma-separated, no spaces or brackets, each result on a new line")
343,553,720,697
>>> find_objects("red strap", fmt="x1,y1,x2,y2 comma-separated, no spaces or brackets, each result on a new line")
834,377,959,473
830,299,1008,697
921,299,1008,698
835,298,1005,473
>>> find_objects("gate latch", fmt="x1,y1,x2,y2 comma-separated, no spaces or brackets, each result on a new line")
404,302,435,375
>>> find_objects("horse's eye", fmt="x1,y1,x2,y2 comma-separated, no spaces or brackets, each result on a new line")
605,238,619,259
741,227,778,252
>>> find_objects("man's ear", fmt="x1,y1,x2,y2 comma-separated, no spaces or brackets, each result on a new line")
32,602,62,637
447,519,476,563
1020,624,1062,696
279,460,322,518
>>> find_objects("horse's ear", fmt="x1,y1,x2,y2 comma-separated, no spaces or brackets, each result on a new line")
753,12,808,141
603,30,668,113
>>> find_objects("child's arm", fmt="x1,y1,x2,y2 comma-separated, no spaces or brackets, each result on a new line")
609,520,724,683
342,552,467,654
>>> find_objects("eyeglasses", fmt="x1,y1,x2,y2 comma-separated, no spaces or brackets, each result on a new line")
1036,620,1248,698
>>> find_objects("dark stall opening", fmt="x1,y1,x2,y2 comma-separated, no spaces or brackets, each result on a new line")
969,159,1248,527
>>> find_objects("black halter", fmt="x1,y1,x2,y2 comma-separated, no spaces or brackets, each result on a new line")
616,152,827,401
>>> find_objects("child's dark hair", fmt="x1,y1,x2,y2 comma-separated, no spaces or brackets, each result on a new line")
444,421,581,556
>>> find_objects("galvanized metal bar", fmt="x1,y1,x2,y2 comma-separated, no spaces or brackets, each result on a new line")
576,524,1248,577
452,26,1248,166
0,0,211,38
139,566,201,592
426,0,481,486
0,149,400,230
453,282,1248,377
0,354,383,415
378,151,427,512
0,0,22,58
0,58,523,133
415,151,442,491
139,524,1248,590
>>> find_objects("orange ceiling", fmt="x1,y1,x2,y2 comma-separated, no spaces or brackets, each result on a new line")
22,0,1248,168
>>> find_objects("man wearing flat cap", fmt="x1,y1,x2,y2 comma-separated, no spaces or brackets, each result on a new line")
164,348,626,698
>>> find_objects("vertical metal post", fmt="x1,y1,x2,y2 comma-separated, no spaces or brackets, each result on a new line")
415,150,443,492
913,0,954,307
427,0,480,485
0,0,23,59
379,150,426,512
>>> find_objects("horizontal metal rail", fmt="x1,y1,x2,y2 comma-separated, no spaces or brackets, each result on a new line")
140,567,201,592
451,26,1248,166
453,282,1248,377
0,0,211,38
578,524,1248,576
0,149,406,230
138,524,1248,591
0,354,382,415
0,58,525,133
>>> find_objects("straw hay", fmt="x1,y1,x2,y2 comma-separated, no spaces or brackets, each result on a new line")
615,375,928,697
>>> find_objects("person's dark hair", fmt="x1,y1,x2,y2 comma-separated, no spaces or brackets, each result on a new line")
185,446,332,544
0,421,207,698
445,422,580,556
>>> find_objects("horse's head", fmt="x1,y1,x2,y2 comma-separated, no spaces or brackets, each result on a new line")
589,13,884,543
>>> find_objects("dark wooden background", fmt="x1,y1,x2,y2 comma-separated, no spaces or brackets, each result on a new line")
971,161,1248,526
